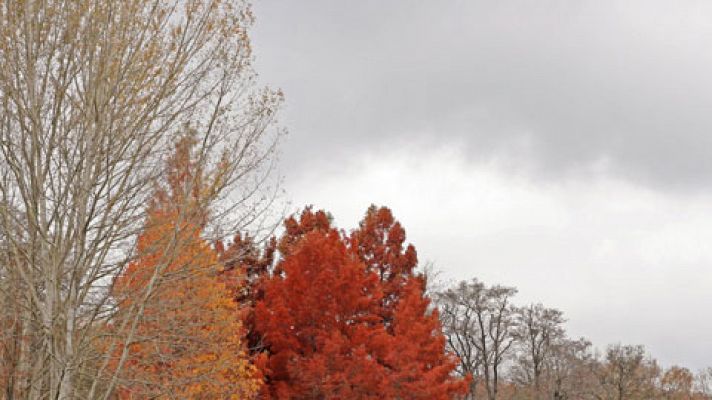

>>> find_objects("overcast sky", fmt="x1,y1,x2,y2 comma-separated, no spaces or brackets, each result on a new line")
251,0,712,370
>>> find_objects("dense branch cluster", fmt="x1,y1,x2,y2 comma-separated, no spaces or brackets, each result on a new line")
436,279,712,400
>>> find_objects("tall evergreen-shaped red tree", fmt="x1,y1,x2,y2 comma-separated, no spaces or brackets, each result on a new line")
349,206,418,326
255,226,390,399
386,277,467,399
352,206,467,399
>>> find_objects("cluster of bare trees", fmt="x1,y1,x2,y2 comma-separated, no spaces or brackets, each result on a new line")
0,1,281,398
436,279,712,400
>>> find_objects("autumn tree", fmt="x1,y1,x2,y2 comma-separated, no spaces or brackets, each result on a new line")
385,272,468,398
349,205,418,325
0,0,280,398
278,207,333,255
351,206,467,397
545,337,598,400
255,225,388,399
593,344,660,400
661,366,695,400
107,136,260,398
253,208,467,399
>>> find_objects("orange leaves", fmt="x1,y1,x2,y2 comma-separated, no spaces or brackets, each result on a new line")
108,137,260,399
112,210,259,398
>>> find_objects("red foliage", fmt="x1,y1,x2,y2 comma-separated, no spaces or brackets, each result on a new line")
386,277,467,399
349,205,419,327
278,207,332,254
255,228,389,398
252,207,468,399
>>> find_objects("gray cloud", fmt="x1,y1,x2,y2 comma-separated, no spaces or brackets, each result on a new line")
249,0,712,369
253,0,712,190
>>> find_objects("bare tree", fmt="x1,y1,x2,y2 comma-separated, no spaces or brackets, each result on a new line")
438,279,517,400
437,284,483,399
510,303,566,399
0,1,281,398
546,337,598,400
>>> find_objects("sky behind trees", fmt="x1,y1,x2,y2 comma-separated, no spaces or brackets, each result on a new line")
251,0,712,369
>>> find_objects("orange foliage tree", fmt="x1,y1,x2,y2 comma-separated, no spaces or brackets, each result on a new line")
253,207,468,399
108,136,260,398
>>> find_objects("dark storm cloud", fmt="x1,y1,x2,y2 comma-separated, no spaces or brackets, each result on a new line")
252,0,712,190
